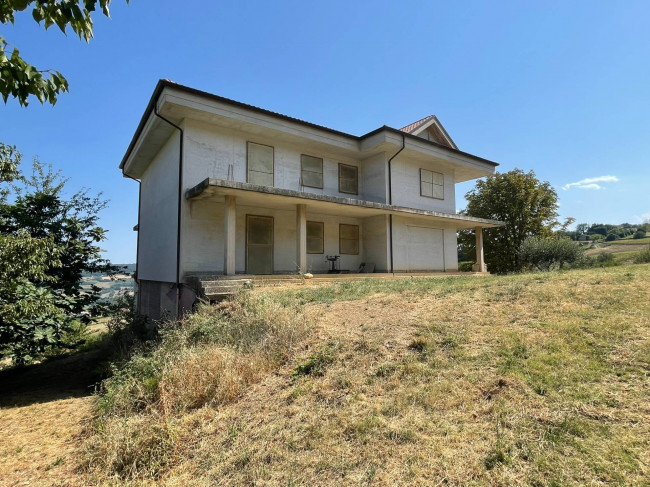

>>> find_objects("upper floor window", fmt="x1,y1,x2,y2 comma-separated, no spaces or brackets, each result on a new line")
339,163,358,195
301,155,323,189
247,142,274,186
420,169,444,199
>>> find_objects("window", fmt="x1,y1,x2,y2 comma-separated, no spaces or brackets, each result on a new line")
338,163,358,195
306,221,324,254
420,169,444,199
247,142,274,186
339,224,359,255
301,155,323,189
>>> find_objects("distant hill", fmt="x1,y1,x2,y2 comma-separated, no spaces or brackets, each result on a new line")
82,263,135,301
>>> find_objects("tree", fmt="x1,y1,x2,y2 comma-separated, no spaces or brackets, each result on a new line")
459,169,559,274
0,143,117,364
0,0,127,106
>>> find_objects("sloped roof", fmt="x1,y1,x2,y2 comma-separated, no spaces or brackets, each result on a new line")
400,115,437,135
121,80,496,173
400,115,458,150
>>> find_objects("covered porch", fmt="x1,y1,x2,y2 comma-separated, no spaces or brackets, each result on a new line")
183,179,500,278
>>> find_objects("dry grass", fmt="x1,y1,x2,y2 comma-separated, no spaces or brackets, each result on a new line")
2,265,649,486
0,350,102,487
82,264,650,486
81,292,310,483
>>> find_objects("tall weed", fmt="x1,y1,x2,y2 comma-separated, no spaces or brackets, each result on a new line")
82,291,309,480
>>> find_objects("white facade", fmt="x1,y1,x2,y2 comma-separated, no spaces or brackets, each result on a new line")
122,81,501,318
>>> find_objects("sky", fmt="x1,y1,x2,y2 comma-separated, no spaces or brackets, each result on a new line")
1,0,649,263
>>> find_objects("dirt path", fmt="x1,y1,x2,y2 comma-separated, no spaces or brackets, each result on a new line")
0,352,103,487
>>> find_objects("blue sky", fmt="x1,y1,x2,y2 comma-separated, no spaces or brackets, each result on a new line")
1,1,649,262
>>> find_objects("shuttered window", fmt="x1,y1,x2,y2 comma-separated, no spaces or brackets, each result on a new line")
301,155,323,189
420,169,444,199
306,221,324,254
338,163,358,195
247,142,274,186
339,224,359,255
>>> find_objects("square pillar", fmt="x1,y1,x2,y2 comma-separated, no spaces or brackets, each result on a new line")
296,204,307,274
224,195,236,276
472,226,486,273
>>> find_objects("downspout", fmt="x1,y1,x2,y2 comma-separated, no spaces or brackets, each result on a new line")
123,173,142,314
153,105,184,318
387,133,406,275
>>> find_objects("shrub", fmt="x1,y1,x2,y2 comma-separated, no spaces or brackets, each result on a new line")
634,248,650,263
633,229,646,239
518,237,584,271
605,234,617,242
458,261,474,272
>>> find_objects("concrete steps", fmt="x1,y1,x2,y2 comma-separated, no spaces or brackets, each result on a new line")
185,275,252,301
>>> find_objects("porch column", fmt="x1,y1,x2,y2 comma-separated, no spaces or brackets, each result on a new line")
296,204,307,274
224,195,236,276
473,226,486,272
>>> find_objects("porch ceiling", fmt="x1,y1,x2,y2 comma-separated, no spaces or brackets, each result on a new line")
186,179,503,229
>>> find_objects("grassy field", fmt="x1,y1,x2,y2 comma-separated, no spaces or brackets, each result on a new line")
605,237,650,246
2,265,650,486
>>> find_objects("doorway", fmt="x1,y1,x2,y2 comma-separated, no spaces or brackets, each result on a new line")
246,215,274,274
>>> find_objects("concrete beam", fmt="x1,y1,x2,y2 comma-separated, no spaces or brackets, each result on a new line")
224,195,236,275
296,204,307,274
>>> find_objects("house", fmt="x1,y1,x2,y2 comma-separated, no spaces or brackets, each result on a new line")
121,80,502,319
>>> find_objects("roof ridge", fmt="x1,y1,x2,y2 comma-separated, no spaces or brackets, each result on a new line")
399,114,436,134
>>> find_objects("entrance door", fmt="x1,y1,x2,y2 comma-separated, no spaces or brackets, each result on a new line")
246,215,274,274
406,226,445,271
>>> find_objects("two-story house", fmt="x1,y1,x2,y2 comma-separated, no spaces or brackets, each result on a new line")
121,80,502,319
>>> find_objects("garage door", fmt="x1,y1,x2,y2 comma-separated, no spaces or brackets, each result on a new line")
406,226,445,271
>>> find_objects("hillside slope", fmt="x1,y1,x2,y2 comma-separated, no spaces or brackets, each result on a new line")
80,266,650,486
2,266,648,486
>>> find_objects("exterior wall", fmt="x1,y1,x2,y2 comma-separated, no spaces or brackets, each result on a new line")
180,199,366,275
138,134,180,283
390,156,456,213
361,153,387,203
182,197,224,275
391,216,459,272
154,119,464,283
305,212,364,274
183,119,377,201
138,280,177,321
362,215,389,272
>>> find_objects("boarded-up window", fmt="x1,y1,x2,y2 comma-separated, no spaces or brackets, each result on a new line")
247,142,274,186
420,169,444,199
339,224,359,255
301,155,323,189
306,221,324,254
338,163,358,195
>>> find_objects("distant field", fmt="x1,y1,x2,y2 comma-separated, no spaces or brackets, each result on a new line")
605,237,650,245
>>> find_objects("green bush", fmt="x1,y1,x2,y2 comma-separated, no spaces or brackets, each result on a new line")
605,234,617,242
633,229,646,239
519,237,584,271
634,248,650,263
458,261,474,272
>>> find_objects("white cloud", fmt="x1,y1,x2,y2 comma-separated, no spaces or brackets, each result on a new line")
562,175,619,191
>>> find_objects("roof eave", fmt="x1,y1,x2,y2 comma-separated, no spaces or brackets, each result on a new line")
120,80,499,177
